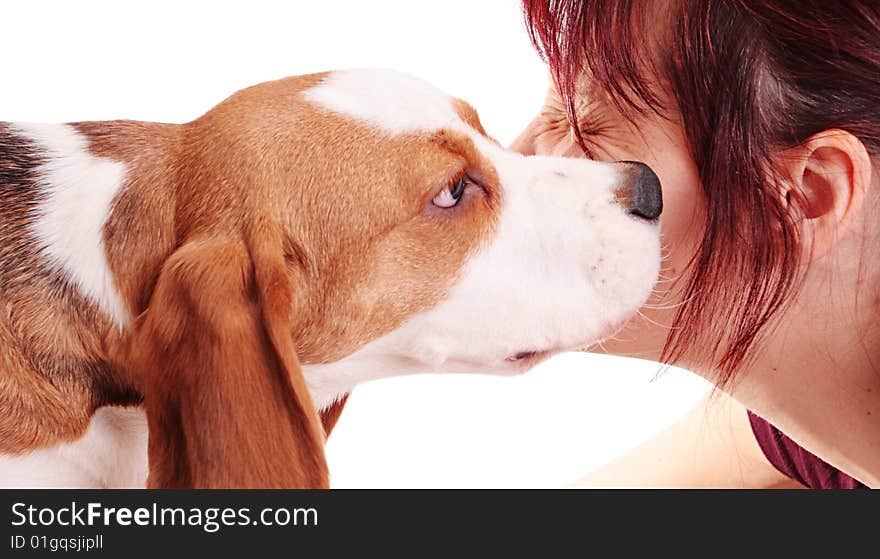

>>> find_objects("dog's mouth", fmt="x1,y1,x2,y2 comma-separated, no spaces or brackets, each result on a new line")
505,349,552,364
500,313,639,369
503,322,627,366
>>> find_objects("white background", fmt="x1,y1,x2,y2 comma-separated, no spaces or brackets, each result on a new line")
0,0,710,487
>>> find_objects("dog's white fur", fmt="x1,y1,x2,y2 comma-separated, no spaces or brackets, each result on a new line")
0,407,147,488
302,70,659,408
0,70,659,487
11,122,131,328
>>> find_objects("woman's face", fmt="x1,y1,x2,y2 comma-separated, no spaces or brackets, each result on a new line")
511,79,705,360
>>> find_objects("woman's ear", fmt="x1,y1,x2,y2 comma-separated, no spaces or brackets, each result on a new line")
779,129,872,262
123,237,328,488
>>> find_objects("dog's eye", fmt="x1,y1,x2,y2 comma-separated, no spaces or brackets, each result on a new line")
432,177,468,209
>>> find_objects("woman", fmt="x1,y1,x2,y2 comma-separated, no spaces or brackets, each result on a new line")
512,0,880,488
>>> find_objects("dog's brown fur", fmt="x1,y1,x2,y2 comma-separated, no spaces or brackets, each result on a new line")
0,73,501,487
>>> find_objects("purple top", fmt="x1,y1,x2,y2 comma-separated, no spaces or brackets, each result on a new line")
747,411,867,489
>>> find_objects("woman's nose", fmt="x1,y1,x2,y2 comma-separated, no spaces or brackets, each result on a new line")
615,161,663,221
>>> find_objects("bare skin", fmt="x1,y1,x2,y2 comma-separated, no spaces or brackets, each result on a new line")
512,80,880,488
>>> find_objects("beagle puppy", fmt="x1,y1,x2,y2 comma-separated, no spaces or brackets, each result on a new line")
0,69,662,488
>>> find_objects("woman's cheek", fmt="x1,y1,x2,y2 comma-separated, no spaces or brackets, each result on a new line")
652,157,706,277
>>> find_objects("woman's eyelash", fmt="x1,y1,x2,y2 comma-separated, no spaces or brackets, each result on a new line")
575,110,611,138
570,118,602,158
571,106,616,159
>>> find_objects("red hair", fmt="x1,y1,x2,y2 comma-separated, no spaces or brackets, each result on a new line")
522,0,880,384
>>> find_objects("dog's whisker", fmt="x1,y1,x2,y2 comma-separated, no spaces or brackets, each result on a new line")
636,309,677,330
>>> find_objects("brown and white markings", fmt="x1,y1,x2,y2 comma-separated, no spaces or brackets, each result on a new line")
0,69,661,488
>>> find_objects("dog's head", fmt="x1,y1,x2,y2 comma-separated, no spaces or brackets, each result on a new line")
125,69,661,487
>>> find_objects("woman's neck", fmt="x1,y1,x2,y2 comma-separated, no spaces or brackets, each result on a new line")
719,278,880,487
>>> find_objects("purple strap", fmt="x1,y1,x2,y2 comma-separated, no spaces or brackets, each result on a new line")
747,411,867,489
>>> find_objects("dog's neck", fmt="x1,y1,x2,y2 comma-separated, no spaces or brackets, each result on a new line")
0,120,180,452
69,120,183,316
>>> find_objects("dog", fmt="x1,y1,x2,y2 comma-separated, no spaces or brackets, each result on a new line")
0,69,662,488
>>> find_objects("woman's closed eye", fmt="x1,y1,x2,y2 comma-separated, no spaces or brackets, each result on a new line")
522,94,615,160
571,103,621,161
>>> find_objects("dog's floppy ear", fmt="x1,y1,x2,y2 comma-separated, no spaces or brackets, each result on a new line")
123,236,328,488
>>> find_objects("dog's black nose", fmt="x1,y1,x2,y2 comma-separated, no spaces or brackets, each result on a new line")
617,161,663,221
